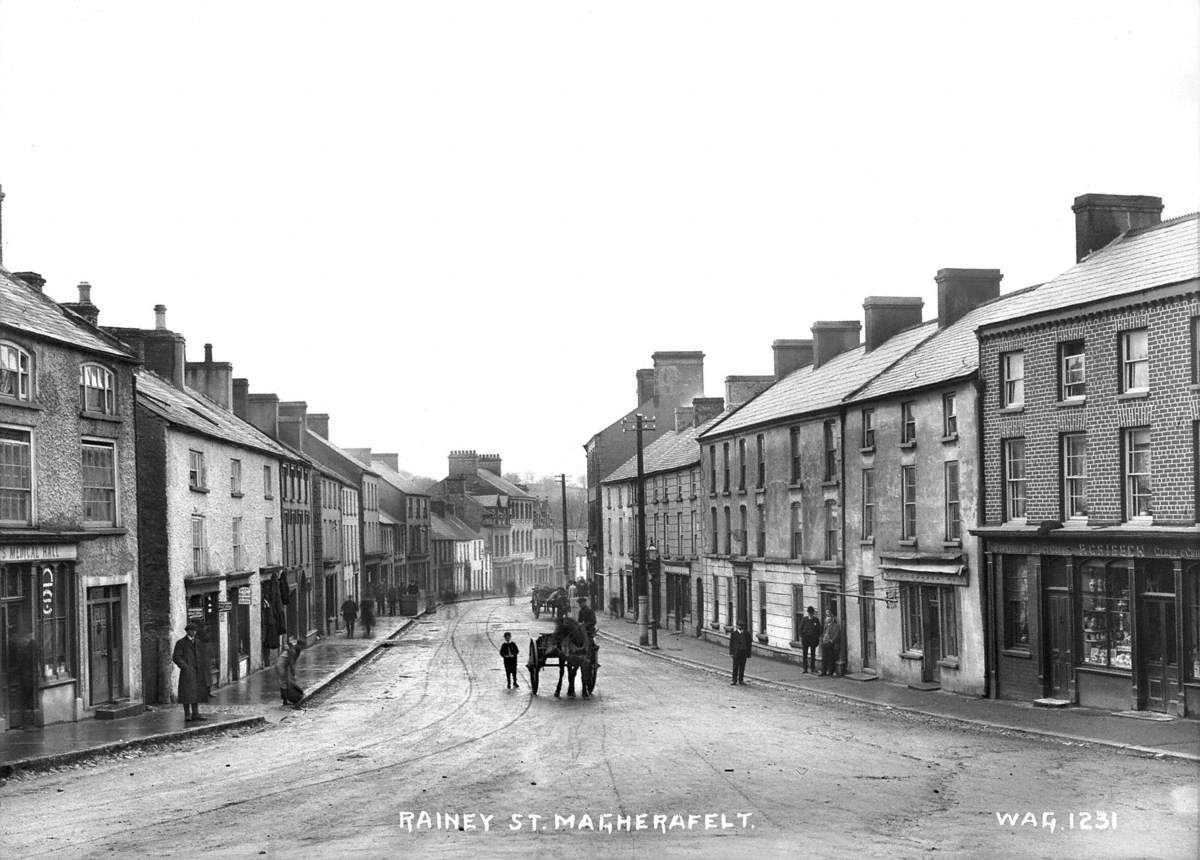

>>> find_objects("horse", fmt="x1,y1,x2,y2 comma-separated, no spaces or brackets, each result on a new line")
526,616,597,698
531,586,569,620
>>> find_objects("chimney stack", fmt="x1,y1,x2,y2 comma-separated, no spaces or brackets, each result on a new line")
346,448,373,468
935,269,1003,328
725,375,774,408
59,281,100,325
13,271,45,293
104,306,186,387
232,378,249,419
185,343,234,410
479,454,502,476
376,453,400,472
692,396,725,427
674,405,695,432
245,392,281,440
863,297,923,351
636,369,655,405
652,351,705,409
811,321,861,369
154,305,167,330
448,450,479,478
278,401,308,449
307,413,329,439
772,339,813,380
1072,193,1163,263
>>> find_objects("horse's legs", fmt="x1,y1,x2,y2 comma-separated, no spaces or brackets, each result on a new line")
554,663,564,697
567,664,577,697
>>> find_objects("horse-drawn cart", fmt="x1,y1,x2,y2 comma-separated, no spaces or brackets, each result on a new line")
530,585,568,619
527,617,598,698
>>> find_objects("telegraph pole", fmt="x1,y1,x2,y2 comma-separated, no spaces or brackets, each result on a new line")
558,473,570,585
621,412,655,647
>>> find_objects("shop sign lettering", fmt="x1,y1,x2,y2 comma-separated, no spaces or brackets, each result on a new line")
218,601,233,613
0,544,77,562
238,587,252,604
41,567,54,616
187,608,205,620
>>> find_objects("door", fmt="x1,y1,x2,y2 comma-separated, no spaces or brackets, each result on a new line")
1045,591,1072,699
696,578,704,630
1141,598,1177,713
921,586,942,684
325,574,337,635
860,579,877,670
735,576,749,630
87,587,123,706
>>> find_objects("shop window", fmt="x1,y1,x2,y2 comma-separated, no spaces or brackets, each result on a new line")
1003,556,1030,651
0,426,33,525
900,584,923,652
758,581,766,635
79,363,116,415
1124,428,1152,519
81,440,117,526
725,576,733,626
1063,434,1088,519
1059,341,1086,400
1001,351,1024,408
1120,329,1149,392
1186,564,1200,681
792,585,804,642
39,562,75,683
940,587,959,659
1003,438,1026,520
0,341,32,400
1081,562,1131,670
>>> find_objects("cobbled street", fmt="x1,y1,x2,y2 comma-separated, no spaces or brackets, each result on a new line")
1,598,1197,859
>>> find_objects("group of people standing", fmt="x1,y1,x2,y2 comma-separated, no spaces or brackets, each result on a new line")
729,606,844,686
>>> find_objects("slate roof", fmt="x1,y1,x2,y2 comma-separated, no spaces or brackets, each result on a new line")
371,458,428,496
136,370,295,460
602,412,729,484
848,286,1039,404
978,212,1199,328
703,322,936,438
0,268,135,360
431,512,480,542
474,470,533,499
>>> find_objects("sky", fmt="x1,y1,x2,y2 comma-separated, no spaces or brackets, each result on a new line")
1,1,1197,482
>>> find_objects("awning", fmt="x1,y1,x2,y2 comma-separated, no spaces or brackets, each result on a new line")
880,552,967,585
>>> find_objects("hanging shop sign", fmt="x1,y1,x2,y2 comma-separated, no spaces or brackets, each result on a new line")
41,566,55,616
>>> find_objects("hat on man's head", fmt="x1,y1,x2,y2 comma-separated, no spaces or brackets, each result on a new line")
185,621,199,632
577,596,587,604
807,606,816,613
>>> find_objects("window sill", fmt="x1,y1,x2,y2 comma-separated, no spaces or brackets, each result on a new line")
80,410,122,423
1001,648,1031,659
859,539,875,547
899,441,916,450
755,634,768,645
0,397,41,412
38,676,78,689
189,486,210,494
710,623,721,631
1116,390,1149,401
859,446,875,455
1055,398,1086,409
230,492,244,499
81,526,127,536
999,405,1024,415
937,657,960,670
899,650,923,662
941,433,958,444
899,539,918,548
788,482,803,490
736,489,748,496
788,640,803,649
264,495,274,501
821,480,838,489
942,539,962,549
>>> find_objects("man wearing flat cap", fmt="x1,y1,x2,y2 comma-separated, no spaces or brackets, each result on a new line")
172,621,207,722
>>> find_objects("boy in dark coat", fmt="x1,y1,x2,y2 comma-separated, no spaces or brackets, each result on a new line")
499,632,520,689
729,621,752,686
172,621,206,721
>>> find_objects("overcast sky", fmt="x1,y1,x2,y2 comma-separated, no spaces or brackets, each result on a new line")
1,1,1197,482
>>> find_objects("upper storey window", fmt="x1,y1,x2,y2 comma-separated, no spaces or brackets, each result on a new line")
80,363,115,414
1001,352,1024,408
1059,341,1086,400
0,343,31,400
1120,329,1149,393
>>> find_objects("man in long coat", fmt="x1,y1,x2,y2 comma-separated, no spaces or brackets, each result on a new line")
172,621,206,721
341,597,358,638
729,621,752,686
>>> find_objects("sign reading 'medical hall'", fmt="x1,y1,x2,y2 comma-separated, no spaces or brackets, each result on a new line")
0,544,78,563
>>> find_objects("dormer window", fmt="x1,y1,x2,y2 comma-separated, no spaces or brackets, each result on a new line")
0,342,31,400
80,363,115,414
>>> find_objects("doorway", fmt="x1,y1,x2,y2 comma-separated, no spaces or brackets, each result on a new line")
920,586,943,684
1044,591,1072,699
696,578,704,631
735,575,749,630
87,586,124,706
1141,597,1177,713
860,578,877,670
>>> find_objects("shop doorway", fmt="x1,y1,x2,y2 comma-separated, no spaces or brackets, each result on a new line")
1141,597,1177,713
1044,591,1072,699
87,587,124,706
696,578,704,630
324,573,337,635
920,587,943,684
860,578,877,670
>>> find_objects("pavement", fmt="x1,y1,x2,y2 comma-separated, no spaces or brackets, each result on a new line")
0,610,425,778
597,616,1200,763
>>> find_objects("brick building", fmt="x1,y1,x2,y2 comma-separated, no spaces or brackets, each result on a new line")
972,195,1199,716
1,273,143,728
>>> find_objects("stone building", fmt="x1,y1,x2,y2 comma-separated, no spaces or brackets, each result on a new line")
972,194,1199,716
1,273,143,728
584,352,705,597
370,453,431,599
698,324,933,666
430,508,484,596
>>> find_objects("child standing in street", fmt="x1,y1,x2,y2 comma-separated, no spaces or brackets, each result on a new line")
500,632,520,689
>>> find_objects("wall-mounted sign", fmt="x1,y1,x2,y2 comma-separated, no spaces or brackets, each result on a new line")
41,567,54,616
238,586,251,605
187,607,205,620
1,544,77,563
218,601,233,613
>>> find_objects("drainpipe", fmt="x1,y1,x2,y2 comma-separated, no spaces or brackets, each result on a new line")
974,375,995,699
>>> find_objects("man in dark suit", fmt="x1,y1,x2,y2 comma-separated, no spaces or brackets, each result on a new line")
798,606,822,673
729,621,752,686
172,621,206,722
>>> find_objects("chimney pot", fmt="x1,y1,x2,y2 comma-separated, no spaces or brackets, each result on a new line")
935,269,1003,328
77,281,93,304
1072,193,1163,263
204,343,213,363
154,305,167,330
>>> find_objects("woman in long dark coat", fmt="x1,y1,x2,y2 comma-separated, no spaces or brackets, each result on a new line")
172,622,206,721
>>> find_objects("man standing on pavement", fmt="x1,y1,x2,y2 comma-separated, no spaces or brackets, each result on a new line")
820,608,842,676
729,621,752,686
172,621,206,722
341,597,358,638
798,606,822,673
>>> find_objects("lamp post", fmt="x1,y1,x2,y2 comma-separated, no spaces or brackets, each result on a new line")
647,540,660,649
623,412,655,646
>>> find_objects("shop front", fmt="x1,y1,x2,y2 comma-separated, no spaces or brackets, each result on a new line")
982,530,1198,717
663,562,693,632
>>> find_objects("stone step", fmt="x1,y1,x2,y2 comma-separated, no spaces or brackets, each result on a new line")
1034,697,1071,709
907,681,941,692
94,701,145,720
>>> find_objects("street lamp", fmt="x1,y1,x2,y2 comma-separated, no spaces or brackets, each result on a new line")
647,540,660,649
622,412,655,647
